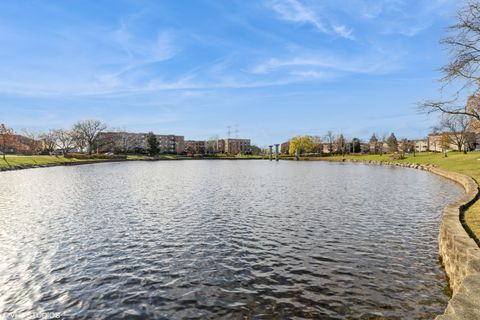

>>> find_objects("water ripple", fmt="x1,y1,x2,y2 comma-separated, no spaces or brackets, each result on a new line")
0,161,463,319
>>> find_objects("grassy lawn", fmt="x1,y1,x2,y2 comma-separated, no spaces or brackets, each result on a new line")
0,153,265,166
0,155,84,167
324,151,480,241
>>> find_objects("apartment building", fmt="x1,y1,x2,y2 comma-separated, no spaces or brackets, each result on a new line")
96,132,184,154
224,138,251,155
280,141,290,154
184,140,205,154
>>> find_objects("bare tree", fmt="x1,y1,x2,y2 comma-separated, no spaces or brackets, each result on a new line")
53,129,74,155
438,113,471,152
399,138,414,156
95,127,129,154
311,135,322,153
378,132,388,154
39,130,57,153
0,123,15,160
72,120,107,154
112,127,129,153
71,129,87,153
324,131,336,153
206,135,220,154
421,2,480,119
21,129,42,154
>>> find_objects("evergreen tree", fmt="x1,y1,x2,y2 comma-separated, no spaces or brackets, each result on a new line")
369,134,378,154
386,133,398,153
337,134,347,155
351,138,361,153
146,132,160,156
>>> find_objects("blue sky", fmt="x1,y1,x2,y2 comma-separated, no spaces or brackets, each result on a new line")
0,0,462,145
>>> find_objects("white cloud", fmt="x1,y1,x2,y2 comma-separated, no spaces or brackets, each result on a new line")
250,51,399,77
113,22,178,64
267,0,355,40
289,70,327,79
269,0,326,32
333,25,355,40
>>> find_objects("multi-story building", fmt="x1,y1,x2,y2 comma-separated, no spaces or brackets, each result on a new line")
205,139,225,154
184,140,206,154
96,132,184,154
156,135,184,154
224,138,251,155
280,141,290,154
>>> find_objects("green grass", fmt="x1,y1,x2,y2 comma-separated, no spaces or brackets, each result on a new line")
0,153,266,166
0,155,85,167
323,151,480,240
325,151,480,182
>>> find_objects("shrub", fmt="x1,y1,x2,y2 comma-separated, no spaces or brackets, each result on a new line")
64,153,127,160
389,152,405,160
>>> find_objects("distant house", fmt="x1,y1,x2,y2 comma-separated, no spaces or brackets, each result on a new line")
414,139,428,152
322,144,333,154
0,134,40,155
360,143,370,153
427,133,476,152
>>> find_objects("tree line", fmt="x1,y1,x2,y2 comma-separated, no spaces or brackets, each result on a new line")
287,132,407,156
0,119,107,158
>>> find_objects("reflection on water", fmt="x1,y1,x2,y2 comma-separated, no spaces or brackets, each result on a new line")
0,160,463,319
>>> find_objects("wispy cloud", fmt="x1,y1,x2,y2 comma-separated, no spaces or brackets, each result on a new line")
250,52,398,76
332,25,355,40
268,0,326,32
0,10,182,97
0,0,455,101
112,21,178,66
267,0,355,40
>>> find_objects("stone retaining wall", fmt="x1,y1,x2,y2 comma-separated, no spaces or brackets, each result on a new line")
335,159,480,319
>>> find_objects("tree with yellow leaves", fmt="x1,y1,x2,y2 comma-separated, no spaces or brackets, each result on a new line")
288,136,315,156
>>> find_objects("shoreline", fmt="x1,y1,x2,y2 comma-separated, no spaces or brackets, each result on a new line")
1,156,479,318
0,156,270,172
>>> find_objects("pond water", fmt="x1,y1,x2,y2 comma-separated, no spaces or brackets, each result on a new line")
0,160,463,319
